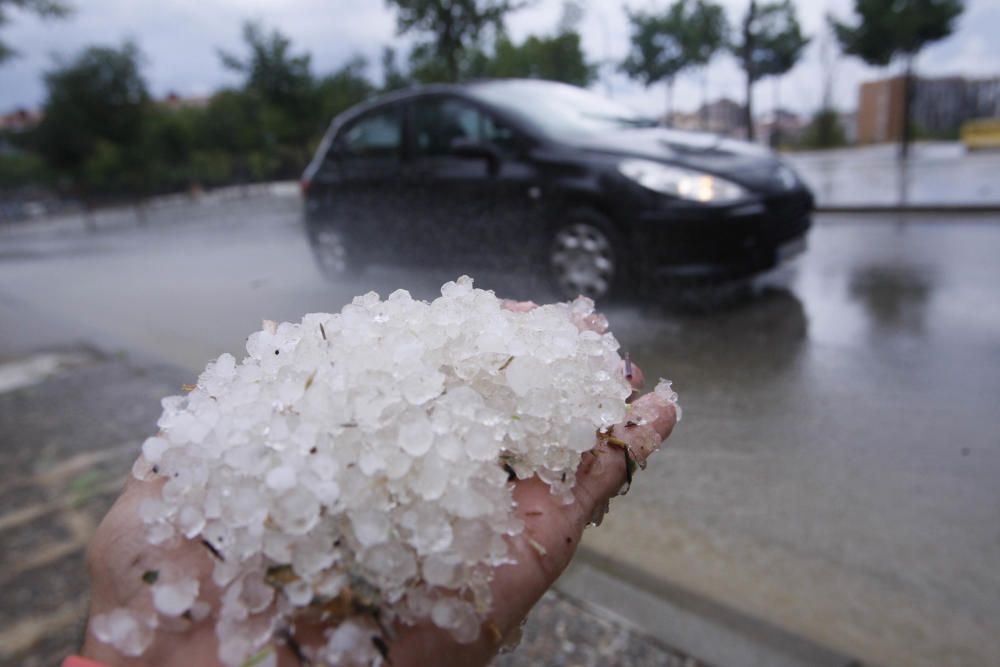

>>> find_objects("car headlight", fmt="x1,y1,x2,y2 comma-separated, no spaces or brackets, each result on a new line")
618,158,748,203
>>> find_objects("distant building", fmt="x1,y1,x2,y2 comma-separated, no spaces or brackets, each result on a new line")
667,98,746,138
756,109,805,146
160,92,212,110
856,75,1000,144
0,108,42,132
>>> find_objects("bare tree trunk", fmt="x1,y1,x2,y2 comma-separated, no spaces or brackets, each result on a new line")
700,70,709,130
446,49,459,82
442,9,459,82
743,0,756,141
899,55,915,161
665,78,674,126
771,77,782,148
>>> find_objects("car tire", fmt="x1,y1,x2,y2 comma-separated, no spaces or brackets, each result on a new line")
309,224,359,281
547,209,627,302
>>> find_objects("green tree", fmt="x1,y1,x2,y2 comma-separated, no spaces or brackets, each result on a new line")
219,22,318,142
35,41,151,196
829,0,964,158
800,108,847,149
0,148,49,188
731,0,809,141
218,22,326,177
477,31,595,86
685,0,727,126
621,1,726,122
219,22,314,111
385,0,524,82
316,56,375,127
381,46,411,91
0,0,71,64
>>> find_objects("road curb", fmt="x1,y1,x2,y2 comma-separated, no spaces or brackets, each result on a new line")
816,205,1000,214
556,546,858,667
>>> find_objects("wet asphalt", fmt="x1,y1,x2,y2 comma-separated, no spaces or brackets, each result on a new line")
0,198,998,666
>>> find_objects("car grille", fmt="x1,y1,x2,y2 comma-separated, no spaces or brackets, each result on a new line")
764,190,813,223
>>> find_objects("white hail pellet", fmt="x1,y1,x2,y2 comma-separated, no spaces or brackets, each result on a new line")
96,277,639,667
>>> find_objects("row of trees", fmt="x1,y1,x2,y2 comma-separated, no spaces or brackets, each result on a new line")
0,0,968,201
2,3,594,200
619,0,963,149
381,0,962,152
5,26,377,198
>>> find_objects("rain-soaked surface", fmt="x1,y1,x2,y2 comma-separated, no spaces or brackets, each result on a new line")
1,201,998,665
788,142,1000,207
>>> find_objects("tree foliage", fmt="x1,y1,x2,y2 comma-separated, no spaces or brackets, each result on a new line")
16,24,377,198
621,6,689,89
317,55,375,121
219,22,314,112
731,0,809,140
385,0,524,81
829,0,963,67
829,0,963,157
684,1,728,70
381,46,411,91
800,108,848,149
209,22,373,178
475,31,595,87
34,42,150,194
621,0,726,118
0,0,71,63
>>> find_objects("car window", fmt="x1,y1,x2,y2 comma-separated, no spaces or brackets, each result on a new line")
482,113,519,153
413,98,520,156
339,106,401,159
467,80,656,140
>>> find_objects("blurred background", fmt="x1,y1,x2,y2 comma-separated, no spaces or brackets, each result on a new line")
1,1,999,666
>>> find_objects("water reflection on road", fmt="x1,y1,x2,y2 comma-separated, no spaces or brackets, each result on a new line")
1,208,999,664
591,215,1000,665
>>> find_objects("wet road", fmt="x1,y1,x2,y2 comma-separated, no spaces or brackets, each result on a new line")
788,142,1000,208
1,200,999,666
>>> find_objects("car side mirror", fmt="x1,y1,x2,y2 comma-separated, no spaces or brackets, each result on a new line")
449,138,501,176
450,137,498,159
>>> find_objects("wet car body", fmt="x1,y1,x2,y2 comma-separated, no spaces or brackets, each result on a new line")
302,79,814,299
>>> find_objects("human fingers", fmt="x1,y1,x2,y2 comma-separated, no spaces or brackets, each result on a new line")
425,390,677,662
499,298,538,313
570,391,678,528
621,355,645,401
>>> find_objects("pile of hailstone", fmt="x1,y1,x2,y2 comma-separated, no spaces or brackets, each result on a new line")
94,277,644,667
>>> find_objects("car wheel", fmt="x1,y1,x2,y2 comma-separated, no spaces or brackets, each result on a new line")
310,226,355,280
548,212,624,301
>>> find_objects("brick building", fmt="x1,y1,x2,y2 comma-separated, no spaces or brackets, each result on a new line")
856,74,1000,144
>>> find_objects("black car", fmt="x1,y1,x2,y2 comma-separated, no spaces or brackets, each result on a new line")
302,79,813,300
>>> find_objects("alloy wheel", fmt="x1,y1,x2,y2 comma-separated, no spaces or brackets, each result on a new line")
313,228,348,276
550,223,617,300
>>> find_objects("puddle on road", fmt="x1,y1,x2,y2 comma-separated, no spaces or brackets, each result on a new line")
0,352,98,394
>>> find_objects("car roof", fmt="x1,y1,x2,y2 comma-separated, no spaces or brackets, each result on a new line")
306,80,548,180
333,78,569,125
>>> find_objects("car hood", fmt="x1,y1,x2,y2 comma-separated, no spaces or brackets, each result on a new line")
571,128,794,192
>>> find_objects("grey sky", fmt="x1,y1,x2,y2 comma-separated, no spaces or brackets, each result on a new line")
1,0,998,118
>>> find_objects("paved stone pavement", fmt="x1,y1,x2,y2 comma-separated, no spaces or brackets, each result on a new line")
0,347,699,667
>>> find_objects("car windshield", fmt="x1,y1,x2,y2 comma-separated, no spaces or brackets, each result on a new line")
466,80,656,140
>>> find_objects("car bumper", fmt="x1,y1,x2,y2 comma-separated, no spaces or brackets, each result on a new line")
631,190,813,284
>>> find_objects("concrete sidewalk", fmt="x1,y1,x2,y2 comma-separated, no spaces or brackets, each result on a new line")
0,347,697,667
787,142,1000,210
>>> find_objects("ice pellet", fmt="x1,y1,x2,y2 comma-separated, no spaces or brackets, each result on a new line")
93,277,676,667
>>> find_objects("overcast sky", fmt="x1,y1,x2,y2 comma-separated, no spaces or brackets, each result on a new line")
1,0,998,118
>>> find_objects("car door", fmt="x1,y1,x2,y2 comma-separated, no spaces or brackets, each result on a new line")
405,96,544,270
317,103,405,262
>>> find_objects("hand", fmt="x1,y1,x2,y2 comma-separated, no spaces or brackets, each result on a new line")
81,308,678,667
